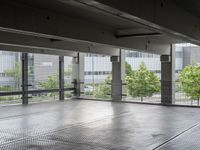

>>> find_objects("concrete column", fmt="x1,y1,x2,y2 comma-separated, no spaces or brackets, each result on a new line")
72,53,84,98
59,56,65,100
111,50,125,100
22,53,28,104
161,45,175,104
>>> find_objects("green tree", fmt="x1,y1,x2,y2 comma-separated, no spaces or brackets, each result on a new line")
4,62,21,90
94,76,111,99
40,75,58,89
40,75,58,99
179,63,200,105
0,85,12,92
125,61,134,76
126,62,160,102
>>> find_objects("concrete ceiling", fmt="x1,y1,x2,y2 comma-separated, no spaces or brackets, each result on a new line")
172,0,200,18
0,0,199,55
10,0,200,28
7,0,151,30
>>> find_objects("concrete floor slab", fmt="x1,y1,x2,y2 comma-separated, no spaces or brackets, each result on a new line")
0,100,200,149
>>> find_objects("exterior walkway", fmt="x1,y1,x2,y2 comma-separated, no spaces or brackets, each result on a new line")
0,99,200,149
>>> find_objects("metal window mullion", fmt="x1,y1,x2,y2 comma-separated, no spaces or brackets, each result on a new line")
59,56,65,100
22,53,28,104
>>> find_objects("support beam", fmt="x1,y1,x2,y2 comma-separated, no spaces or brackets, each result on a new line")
0,1,172,55
72,53,85,98
21,53,28,104
0,31,120,56
87,0,200,45
111,50,125,100
59,56,65,100
160,45,175,104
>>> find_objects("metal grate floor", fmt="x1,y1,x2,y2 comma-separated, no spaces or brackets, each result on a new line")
0,100,200,149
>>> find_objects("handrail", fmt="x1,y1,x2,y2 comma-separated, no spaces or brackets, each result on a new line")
0,87,75,96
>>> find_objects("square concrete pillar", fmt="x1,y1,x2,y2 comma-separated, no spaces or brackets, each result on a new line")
111,50,125,101
72,53,84,98
160,45,175,104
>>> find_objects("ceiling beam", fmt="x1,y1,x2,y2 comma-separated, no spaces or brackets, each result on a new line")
0,31,121,56
0,1,171,55
82,0,200,45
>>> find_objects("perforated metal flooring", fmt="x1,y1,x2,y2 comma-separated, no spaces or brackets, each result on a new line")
0,100,200,149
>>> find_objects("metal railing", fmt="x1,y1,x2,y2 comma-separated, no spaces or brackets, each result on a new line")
0,88,75,96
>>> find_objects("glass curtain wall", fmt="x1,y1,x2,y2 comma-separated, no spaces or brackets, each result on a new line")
175,43,200,106
0,50,22,104
64,56,73,99
124,50,161,103
83,53,112,100
28,53,59,103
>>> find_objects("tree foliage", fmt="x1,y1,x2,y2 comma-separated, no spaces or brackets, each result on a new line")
125,61,134,76
40,75,58,89
0,85,13,91
94,76,111,99
126,62,160,101
179,63,200,103
39,75,58,98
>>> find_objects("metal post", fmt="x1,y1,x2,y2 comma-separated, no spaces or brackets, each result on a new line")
59,56,65,100
22,53,28,104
